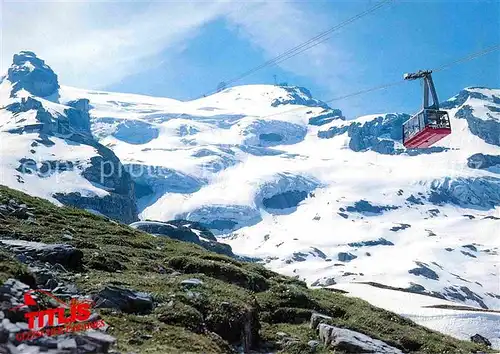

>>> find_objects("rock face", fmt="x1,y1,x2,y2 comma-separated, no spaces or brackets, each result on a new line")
443,88,500,147
428,176,500,209
467,153,500,171
129,219,236,258
241,119,307,147
344,200,399,215
7,51,59,97
177,205,263,235
1,52,139,224
317,323,403,353
456,105,500,146
256,173,319,214
408,262,439,280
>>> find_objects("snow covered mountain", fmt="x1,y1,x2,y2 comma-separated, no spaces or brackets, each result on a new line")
1,52,499,341
0,52,137,223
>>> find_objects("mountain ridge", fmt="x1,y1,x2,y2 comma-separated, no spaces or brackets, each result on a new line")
1,51,499,348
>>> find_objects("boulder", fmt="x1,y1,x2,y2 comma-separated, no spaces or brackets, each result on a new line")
93,286,153,314
310,313,332,330
317,323,403,353
470,333,491,347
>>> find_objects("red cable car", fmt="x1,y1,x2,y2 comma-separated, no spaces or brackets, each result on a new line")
402,70,451,148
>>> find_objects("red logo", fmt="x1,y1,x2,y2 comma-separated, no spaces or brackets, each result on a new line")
9,289,105,341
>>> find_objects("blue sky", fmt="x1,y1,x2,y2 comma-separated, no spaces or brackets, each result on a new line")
2,0,499,117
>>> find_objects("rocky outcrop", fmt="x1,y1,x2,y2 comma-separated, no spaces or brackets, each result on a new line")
348,238,394,247
343,200,399,215
456,104,500,146
271,86,331,110
65,99,92,136
240,119,307,147
177,205,262,235
467,153,500,171
408,262,439,280
0,240,83,270
428,176,500,209
129,219,236,258
310,313,403,353
7,51,59,98
255,173,319,214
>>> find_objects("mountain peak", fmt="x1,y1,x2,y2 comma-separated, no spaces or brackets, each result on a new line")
7,51,59,98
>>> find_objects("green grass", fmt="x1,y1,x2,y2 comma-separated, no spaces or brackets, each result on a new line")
0,185,490,353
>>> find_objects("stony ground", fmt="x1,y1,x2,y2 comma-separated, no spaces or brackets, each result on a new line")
0,185,491,353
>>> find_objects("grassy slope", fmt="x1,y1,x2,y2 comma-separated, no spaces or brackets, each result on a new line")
0,185,487,354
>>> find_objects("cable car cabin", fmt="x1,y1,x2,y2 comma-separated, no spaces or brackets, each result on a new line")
402,109,451,148
402,70,451,149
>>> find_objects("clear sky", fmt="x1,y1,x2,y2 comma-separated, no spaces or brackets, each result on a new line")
1,0,499,118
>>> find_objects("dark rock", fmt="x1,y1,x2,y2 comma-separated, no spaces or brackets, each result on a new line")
461,251,477,258
337,253,357,262
262,190,308,210
93,286,153,314
390,224,411,232
7,51,59,97
0,240,83,270
348,238,394,247
470,333,491,347
406,195,424,205
345,200,399,215
408,262,439,280
462,244,478,252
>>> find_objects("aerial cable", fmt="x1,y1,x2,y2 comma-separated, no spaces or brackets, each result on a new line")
197,0,395,98
259,44,500,120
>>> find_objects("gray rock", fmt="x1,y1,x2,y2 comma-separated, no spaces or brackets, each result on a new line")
308,340,320,351
318,323,403,353
76,330,116,352
310,313,332,330
57,338,77,350
93,286,153,314
181,278,204,288
0,240,83,269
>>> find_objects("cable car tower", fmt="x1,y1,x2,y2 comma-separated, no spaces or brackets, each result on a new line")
402,70,451,148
